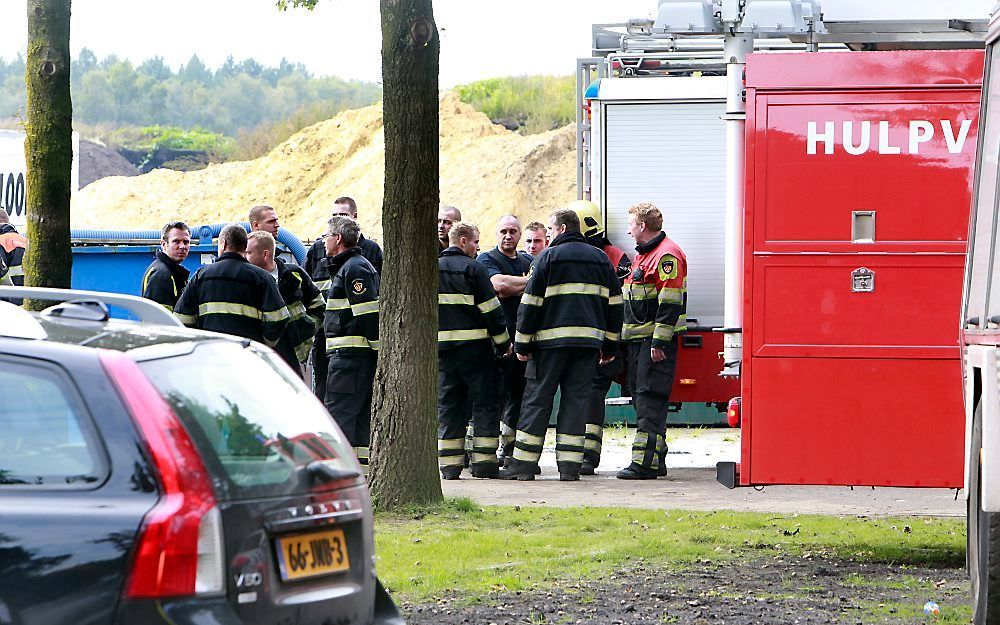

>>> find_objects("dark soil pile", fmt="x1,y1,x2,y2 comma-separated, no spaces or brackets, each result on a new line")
401,557,969,625
79,140,138,189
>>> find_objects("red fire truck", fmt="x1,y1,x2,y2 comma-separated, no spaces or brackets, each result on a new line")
962,7,1000,623
721,49,981,489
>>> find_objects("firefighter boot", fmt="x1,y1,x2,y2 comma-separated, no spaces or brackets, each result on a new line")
616,430,659,480
557,461,581,482
440,466,463,480
656,434,668,478
498,458,537,481
581,423,603,475
470,463,500,479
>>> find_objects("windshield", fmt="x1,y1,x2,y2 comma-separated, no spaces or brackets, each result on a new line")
139,341,357,500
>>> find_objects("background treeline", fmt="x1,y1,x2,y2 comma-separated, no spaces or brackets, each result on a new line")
0,52,574,169
0,49,382,162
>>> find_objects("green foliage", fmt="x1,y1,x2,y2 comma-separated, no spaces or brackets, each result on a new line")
454,75,576,134
108,125,234,153
0,50,381,139
375,506,966,601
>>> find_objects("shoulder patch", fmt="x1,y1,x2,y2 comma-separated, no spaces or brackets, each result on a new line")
351,278,367,296
658,255,678,281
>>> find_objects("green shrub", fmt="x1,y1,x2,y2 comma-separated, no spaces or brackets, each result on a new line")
454,75,575,134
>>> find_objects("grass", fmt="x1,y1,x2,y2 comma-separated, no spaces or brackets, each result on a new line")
453,75,575,134
374,500,966,602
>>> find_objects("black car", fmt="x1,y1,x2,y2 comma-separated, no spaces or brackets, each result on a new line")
0,286,402,625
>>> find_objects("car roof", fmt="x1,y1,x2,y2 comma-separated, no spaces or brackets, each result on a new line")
0,300,239,354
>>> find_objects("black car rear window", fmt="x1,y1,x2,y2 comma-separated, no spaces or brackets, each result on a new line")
138,341,357,500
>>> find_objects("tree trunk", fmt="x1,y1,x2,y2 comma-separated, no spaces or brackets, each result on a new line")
369,0,442,510
24,0,73,308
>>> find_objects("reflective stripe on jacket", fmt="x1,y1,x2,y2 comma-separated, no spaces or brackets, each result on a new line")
275,257,325,367
141,250,190,311
514,231,623,354
0,224,26,286
323,247,380,356
438,247,509,353
623,231,687,347
173,252,290,347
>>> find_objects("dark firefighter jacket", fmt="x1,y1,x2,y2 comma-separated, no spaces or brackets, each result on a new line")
622,231,688,348
323,247,380,356
514,231,624,355
141,250,190,311
438,247,510,354
0,224,27,286
274,257,326,369
305,235,383,293
174,252,290,347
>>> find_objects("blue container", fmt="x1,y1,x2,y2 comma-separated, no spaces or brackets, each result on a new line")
69,226,307,317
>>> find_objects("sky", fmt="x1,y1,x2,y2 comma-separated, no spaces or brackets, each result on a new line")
0,0,995,87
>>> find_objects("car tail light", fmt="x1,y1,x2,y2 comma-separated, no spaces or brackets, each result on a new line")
99,350,224,598
727,397,741,428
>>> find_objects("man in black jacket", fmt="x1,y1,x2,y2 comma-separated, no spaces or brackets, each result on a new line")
174,224,289,347
500,209,624,482
323,216,380,467
477,215,533,466
246,231,325,377
304,196,382,400
438,222,510,479
141,221,191,311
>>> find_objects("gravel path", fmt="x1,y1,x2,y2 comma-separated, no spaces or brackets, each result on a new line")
401,557,970,624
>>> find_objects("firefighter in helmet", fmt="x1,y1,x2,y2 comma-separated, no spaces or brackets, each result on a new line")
618,202,687,479
568,200,632,474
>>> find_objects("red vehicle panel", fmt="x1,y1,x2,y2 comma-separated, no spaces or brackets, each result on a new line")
670,330,740,403
740,50,982,487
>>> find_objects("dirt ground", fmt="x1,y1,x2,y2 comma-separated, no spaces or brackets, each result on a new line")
400,557,970,625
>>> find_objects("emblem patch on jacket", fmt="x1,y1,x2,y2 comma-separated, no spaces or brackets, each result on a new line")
351,279,367,295
658,256,678,281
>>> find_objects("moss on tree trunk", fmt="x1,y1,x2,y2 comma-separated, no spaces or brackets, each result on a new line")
369,0,443,510
24,0,73,307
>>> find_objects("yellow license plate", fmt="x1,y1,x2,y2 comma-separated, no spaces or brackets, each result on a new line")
276,528,350,581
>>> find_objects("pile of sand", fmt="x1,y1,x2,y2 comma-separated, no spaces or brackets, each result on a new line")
72,92,576,244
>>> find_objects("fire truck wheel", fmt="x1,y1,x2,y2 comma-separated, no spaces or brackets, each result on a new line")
970,403,1000,625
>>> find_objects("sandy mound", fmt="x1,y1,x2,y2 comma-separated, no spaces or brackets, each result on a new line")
72,92,576,245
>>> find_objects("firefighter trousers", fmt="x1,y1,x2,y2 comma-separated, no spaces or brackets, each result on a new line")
512,347,598,475
498,355,527,456
584,346,625,468
324,352,376,466
438,344,502,474
311,328,328,400
625,337,679,471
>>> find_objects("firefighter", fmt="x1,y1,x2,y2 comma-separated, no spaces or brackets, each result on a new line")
477,215,533,466
323,215,380,466
304,197,382,400
523,221,548,257
174,224,290,347
141,221,191,311
246,231,325,377
437,205,462,251
617,202,687,480
249,204,281,239
438,222,510,479
501,208,624,481
566,199,632,475
0,210,27,287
